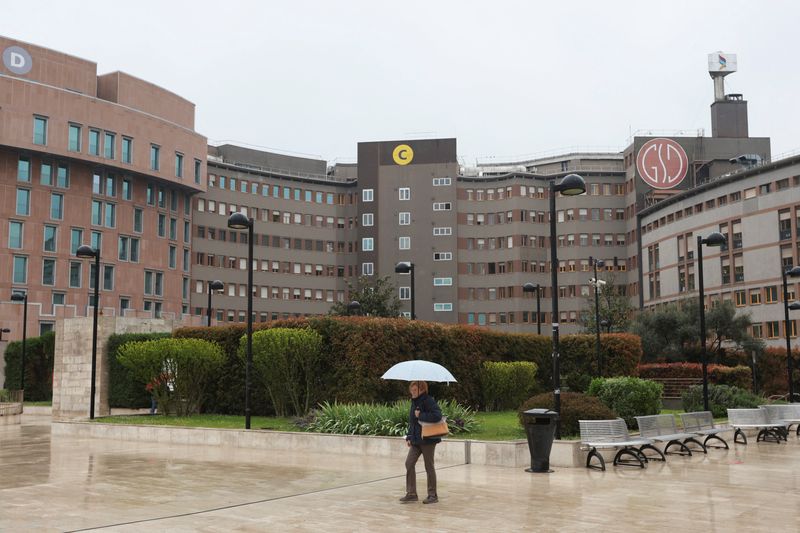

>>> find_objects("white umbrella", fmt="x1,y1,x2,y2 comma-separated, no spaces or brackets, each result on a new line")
381,360,457,383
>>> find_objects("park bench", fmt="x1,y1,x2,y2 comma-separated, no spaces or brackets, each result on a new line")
679,411,731,449
727,408,787,444
579,418,655,471
635,414,707,458
760,404,800,438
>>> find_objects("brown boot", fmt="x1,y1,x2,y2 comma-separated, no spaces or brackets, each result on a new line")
399,494,418,503
423,495,438,504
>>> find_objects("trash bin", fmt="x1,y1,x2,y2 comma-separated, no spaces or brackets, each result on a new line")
522,408,559,473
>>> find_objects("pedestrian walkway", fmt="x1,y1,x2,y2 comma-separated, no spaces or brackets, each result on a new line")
2,417,800,531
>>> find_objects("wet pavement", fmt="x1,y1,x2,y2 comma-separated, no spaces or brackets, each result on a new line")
2,417,800,531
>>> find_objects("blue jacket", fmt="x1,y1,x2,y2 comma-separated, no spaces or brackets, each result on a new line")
406,393,443,445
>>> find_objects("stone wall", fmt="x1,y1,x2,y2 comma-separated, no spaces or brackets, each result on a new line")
52,317,175,420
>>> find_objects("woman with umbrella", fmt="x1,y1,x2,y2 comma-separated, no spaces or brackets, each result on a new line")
401,380,442,504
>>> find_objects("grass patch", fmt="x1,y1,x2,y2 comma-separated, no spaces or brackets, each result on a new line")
94,414,299,432
24,401,52,406
450,411,525,441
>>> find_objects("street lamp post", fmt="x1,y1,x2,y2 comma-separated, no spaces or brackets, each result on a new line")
76,244,100,419
549,174,586,439
10,293,28,390
395,262,415,320
782,266,800,402
697,232,727,412
522,283,542,335
347,300,361,316
228,213,254,429
206,280,224,326
590,257,605,376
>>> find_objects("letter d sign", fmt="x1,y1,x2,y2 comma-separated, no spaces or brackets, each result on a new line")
3,46,32,75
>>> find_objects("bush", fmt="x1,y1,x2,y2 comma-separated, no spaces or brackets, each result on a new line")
518,392,617,438
306,399,477,436
586,377,663,428
244,327,323,416
2,332,55,401
681,384,763,418
117,338,224,416
107,333,171,408
480,361,538,411
638,363,752,390
744,347,800,397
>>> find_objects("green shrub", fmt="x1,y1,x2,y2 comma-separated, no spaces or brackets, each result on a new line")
681,384,763,418
480,361,538,411
518,392,617,438
107,333,171,408
564,373,593,393
117,338,224,416
2,332,55,401
587,377,663,428
244,327,323,416
306,399,477,436
638,363,752,390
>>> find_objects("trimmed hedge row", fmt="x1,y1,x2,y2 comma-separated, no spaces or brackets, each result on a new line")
744,347,800,397
2,332,55,401
638,363,752,390
174,317,642,414
107,333,171,408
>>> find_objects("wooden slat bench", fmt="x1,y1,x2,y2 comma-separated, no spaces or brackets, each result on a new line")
579,418,654,471
727,408,787,445
680,411,731,449
635,414,707,458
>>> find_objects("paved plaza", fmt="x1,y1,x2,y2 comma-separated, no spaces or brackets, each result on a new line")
2,417,800,532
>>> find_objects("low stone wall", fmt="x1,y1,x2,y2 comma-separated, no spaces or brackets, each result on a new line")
52,421,586,468
0,402,23,425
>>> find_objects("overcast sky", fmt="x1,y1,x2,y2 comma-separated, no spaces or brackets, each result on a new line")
2,1,798,165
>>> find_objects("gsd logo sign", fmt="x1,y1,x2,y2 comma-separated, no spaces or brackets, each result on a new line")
392,144,414,165
636,138,688,189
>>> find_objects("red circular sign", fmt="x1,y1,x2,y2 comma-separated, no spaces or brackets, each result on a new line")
636,138,689,189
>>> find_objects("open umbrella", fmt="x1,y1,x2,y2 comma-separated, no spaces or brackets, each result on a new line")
381,360,457,383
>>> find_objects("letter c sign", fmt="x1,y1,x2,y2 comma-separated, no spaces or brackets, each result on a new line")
3,46,32,75
392,144,414,166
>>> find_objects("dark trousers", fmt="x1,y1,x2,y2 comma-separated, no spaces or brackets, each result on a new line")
405,442,437,497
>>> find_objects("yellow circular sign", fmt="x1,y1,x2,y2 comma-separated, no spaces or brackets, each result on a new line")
392,144,414,165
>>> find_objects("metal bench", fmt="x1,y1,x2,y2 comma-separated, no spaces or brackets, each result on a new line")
760,404,800,438
680,411,731,449
579,418,655,471
727,408,787,444
635,414,707,458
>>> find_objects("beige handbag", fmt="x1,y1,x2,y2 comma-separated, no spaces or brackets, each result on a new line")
420,416,449,438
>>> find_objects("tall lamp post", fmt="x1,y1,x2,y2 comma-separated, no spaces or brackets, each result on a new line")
781,266,800,401
522,283,542,335
395,261,415,320
206,280,224,326
76,244,100,419
10,292,28,390
347,300,362,316
590,257,605,376
228,212,254,429
550,174,586,439
697,232,727,412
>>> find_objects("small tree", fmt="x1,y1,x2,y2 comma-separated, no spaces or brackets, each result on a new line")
329,275,401,317
579,273,634,333
244,327,324,416
117,338,224,416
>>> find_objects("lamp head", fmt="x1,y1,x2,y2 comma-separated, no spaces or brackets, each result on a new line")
227,212,252,230
789,302,800,311
395,261,412,274
600,319,610,327
10,292,26,302
553,174,586,196
701,232,727,247
0,328,10,333
75,245,98,259
209,280,224,291
522,282,539,293
347,300,361,311
786,266,800,279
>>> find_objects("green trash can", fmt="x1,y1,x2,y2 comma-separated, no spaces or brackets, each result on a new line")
522,408,559,473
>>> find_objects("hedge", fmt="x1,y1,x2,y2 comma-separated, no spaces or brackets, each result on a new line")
107,333,171,408
745,347,800,397
174,318,641,415
586,377,663,428
2,332,55,401
681,384,763,418
518,392,618,438
638,363,752,390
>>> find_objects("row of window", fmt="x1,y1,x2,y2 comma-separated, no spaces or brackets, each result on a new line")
17,158,69,187
463,182,625,202
463,259,624,275
209,174,347,204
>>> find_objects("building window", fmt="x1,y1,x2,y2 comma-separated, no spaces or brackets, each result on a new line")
104,203,116,228
765,286,779,303
362,238,374,251
175,153,184,178
399,236,411,249
399,287,411,300
194,159,202,184
70,228,83,255
40,163,52,185
122,179,132,200
91,200,102,225
150,144,160,170
433,252,452,261
362,262,374,276
40,258,55,286
118,236,129,261
104,132,115,159
362,189,374,202
106,175,116,197
33,116,47,145
433,227,452,236
767,321,780,338
68,124,81,152
56,164,69,188
122,137,132,163
53,293,65,306
16,188,30,216
91,231,102,251
433,177,451,186
169,246,177,269
146,184,155,205
362,213,374,226
158,214,166,237
50,193,64,220
749,289,762,305
433,202,452,211
399,187,411,201
130,238,140,262
134,208,143,233
399,212,411,225
43,225,57,252
433,277,453,286
69,261,82,288
434,303,453,312
12,256,27,284
8,221,23,249
170,218,177,240
89,129,100,155
735,290,746,307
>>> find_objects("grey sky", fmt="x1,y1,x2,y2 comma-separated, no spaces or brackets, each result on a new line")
3,0,798,164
